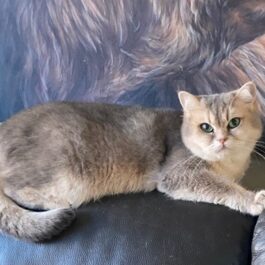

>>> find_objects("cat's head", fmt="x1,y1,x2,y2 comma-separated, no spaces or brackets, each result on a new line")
178,82,263,162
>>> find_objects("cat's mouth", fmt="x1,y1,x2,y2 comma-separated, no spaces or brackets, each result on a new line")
212,145,229,161
215,145,227,153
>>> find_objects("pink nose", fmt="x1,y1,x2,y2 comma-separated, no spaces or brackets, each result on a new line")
219,138,227,145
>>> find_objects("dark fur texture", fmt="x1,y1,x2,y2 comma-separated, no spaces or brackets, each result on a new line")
1,0,265,120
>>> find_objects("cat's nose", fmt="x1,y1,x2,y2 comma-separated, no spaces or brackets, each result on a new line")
219,138,227,145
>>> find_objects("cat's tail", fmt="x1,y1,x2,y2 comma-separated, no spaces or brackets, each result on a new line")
0,190,76,241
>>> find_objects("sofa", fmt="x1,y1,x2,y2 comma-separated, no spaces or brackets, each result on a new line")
0,192,259,265
1,1,265,264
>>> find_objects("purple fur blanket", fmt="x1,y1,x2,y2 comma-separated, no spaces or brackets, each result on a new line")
1,0,265,119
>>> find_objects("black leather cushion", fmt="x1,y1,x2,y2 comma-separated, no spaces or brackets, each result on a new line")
0,191,256,265
252,212,265,265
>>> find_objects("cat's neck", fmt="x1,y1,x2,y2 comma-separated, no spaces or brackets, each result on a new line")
209,153,251,182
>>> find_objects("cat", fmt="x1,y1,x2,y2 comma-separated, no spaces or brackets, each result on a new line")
0,81,264,242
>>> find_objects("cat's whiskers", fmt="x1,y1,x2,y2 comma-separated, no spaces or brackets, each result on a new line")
238,138,265,148
206,142,223,154
252,150,265,161
248,142,265,148
233,138,264,151
233,138,265,157
256,140,265,145
253,147,265,160
255,145,265,151
232,143,265,161
254,145,265,152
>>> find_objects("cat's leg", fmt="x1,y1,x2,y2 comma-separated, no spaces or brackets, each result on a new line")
157,168,265,216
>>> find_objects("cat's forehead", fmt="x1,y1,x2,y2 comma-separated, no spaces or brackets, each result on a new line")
199,93,239,124
184,92,254,125
202,93,233,112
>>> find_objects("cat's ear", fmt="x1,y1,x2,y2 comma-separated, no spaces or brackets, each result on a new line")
236,82,257,103
178,91,200,110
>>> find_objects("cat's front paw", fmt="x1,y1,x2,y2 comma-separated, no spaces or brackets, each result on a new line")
248,203,264,216
255,190,265,207
246,190,265,216
242,190,265,216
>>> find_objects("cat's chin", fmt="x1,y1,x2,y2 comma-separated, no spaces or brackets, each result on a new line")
205,155,225,162
187,144,230,162
214,152,227,161
202,149,228,162
192,152,224,162
211,145,233,161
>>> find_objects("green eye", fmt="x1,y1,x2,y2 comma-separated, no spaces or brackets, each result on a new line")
228,117,241,129
200,123,214,133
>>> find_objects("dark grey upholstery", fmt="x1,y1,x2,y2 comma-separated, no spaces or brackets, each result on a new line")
0,192,256,265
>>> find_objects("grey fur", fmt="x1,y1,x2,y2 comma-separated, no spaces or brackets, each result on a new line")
0,85,264,241
0,191,76,242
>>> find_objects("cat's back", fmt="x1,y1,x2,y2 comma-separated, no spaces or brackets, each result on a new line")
1,101,179,132
0,102,181,192
0,101,182,199
0,102,129,134
0,102,180,147
0,102,140,131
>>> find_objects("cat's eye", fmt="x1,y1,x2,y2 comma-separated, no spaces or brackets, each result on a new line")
228,117,241,129
200,123,214,133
